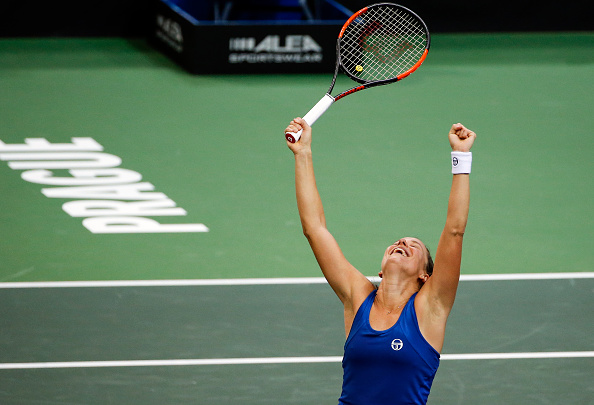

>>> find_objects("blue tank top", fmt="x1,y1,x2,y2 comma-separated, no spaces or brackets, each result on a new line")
339,290,440,405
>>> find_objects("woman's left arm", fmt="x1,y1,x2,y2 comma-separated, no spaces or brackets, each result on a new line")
430,123,476,311
418,123,476,350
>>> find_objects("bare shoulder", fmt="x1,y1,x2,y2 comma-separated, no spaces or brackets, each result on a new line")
414,281,450,353
343,275,376,336
351,275,376,308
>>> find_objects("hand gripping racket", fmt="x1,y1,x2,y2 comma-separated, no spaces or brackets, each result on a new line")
285,3,430,143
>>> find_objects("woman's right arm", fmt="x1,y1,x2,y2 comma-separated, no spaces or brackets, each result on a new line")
285,118,374,308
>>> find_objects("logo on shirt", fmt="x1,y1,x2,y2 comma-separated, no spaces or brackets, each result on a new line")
391,339,403,351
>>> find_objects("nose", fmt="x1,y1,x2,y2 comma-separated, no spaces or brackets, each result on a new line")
396,238,408,247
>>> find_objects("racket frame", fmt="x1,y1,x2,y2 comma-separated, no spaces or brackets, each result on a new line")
332,3,431,100
285,3,430,143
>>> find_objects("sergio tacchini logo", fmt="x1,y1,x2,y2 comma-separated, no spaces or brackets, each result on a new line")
391,339,403,351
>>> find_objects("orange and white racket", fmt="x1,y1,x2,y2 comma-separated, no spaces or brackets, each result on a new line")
285,3,430,143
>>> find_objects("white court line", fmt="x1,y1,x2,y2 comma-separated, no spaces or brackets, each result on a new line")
0,272,593,288
1,352,593,370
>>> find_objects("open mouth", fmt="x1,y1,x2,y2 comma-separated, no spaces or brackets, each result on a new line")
390,247,409,257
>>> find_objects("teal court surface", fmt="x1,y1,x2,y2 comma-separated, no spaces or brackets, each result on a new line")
1,33,593,404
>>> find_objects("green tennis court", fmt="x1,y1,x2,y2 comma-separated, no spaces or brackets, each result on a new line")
1,33,593,404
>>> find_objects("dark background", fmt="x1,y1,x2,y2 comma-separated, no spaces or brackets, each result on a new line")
0,0,591,37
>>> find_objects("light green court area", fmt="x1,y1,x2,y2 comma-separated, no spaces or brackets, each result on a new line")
1,33,593,282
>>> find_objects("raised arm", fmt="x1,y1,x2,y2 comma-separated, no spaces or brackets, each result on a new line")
285,118,373,308
422,123,476,316
415,123,476,352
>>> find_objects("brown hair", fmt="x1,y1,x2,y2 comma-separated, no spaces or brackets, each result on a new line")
425,245,434,277
417,244,434,290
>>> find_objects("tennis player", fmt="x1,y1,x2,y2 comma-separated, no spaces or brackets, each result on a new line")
284,117,476,404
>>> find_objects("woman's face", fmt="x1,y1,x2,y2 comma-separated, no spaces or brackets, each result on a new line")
380,237,428,280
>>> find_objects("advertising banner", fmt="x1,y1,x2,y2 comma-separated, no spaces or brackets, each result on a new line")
150,0,350,74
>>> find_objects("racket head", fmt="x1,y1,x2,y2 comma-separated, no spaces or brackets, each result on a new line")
337,3,430,85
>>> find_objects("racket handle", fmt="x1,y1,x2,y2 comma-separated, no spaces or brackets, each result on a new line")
285,94,334,143
285,129,303,144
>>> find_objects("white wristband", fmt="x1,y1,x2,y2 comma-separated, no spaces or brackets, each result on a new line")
451,151,472,174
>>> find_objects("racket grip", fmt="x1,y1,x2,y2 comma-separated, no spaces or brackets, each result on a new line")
285,94,334,143
285,129,303,144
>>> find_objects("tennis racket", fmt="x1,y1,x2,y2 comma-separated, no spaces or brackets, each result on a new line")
285,2,430,143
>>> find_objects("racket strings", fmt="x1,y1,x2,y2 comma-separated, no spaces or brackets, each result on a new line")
340,5,427,82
